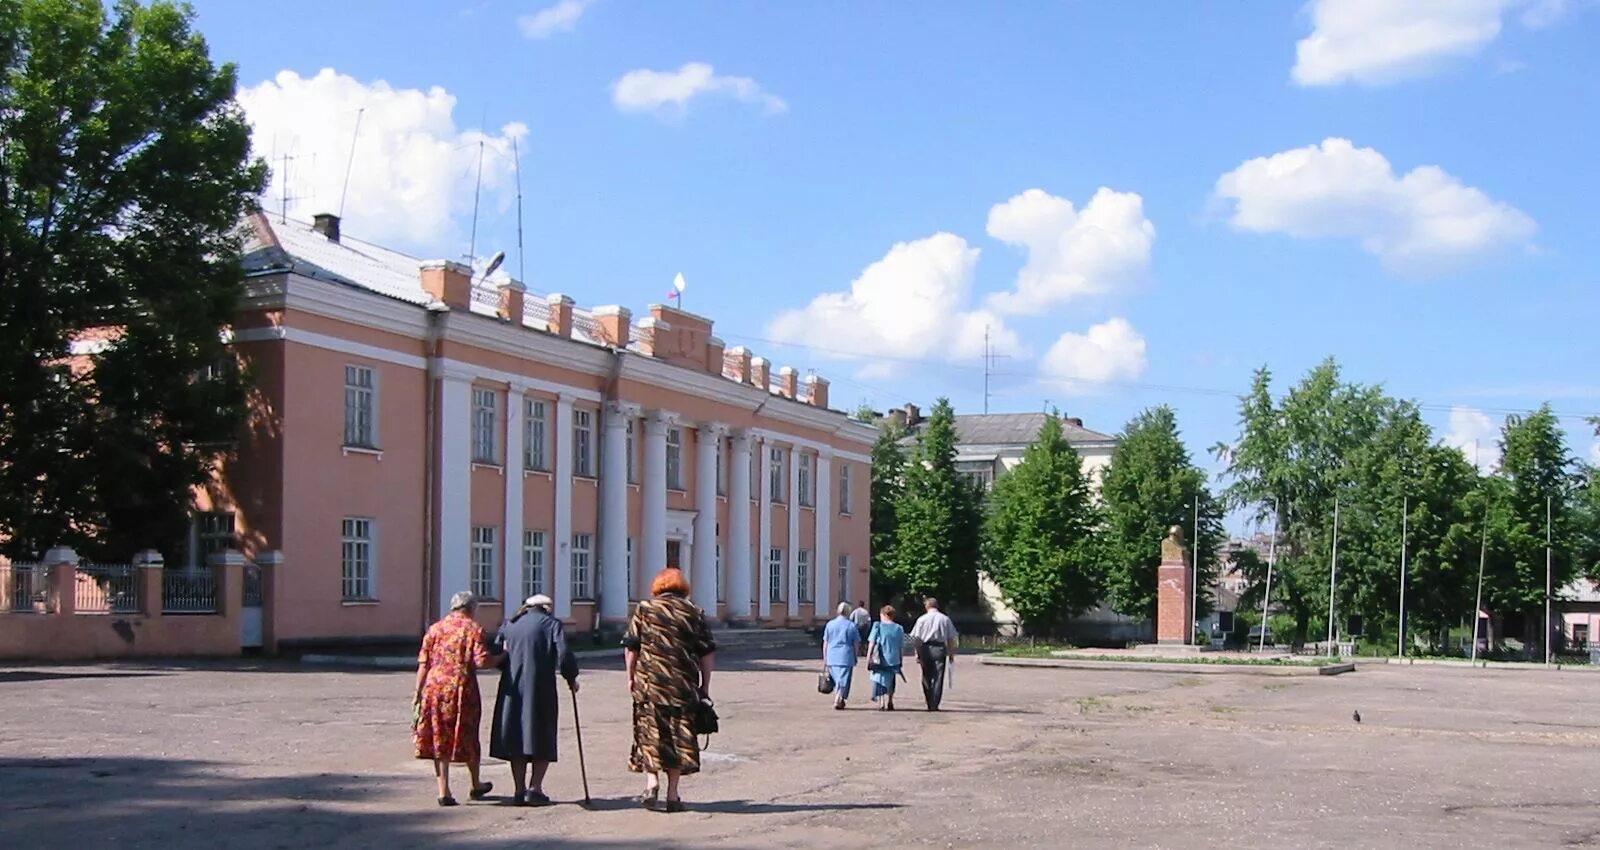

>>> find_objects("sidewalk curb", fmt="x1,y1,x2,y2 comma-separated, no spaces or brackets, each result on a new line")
301,648,622,670
976,655,1354,676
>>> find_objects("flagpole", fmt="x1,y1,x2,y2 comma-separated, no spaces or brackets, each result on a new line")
1545,495,1552,666
1259,498,1279,653
1398,495,1409,658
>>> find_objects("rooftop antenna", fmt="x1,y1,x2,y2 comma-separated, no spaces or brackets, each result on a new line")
982,324,1011,414
467,139,485,266
337,107,365,220
511,135,525,284
276,152,307,224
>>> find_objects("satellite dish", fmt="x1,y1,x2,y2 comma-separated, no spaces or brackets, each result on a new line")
673,272,687,292
484,250,506,280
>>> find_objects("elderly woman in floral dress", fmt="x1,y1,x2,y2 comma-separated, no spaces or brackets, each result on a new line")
414,591,499,806
623,568,716,813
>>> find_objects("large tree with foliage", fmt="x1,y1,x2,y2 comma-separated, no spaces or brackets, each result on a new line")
885,399,982,606
982,413,1103,629
1099,406,1223,622
0,0,266,558
867,418,907,604
1483,406,1576,646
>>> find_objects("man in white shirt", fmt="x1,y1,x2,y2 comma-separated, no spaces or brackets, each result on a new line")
849,601,873,654
909,597,957,711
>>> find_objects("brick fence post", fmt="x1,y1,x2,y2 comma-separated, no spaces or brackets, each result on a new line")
45,546,79,617
255,550,283,654
133,550,165,618
208,549,247,616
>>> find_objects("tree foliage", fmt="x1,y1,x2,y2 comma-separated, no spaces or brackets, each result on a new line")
867,418,906,603
885,399,982,606
0,0,266,558
983,414,1103,628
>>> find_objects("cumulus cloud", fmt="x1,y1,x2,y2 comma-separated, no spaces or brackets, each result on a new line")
519,0,594,38
984,188,1155,315
1293,0,1515,85
238,69,527,250
1213,137,1535,275
612,62,787,116
766,233,1021,379
1443,406,1501,472
1039,318,1148,394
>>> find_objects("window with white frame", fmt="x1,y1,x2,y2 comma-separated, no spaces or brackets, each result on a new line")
666,428,683,490
573,409,595,477
769,447,785,503
186,511,236,570
626,537,635,600
797,548,812,603
571,533,593,599
798,453,814,507
471,389,498,464
626,419,636,483
470,526,499,600
839,462,852,514
521,530,546,600
524,399,548,471
341,517,374,600
838,553,850,603
768,547,784,602
343,365,376,448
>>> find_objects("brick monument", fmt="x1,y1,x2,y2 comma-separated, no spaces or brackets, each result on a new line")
1156,525,1192,645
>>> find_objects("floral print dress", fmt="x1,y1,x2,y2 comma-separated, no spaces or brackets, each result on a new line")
413,611,491,763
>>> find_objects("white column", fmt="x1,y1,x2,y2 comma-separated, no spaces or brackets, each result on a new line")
788,444,801,619
728,430,754,619
692,423,723,614
757,435,772,619
504,383,525,604
600,402,633,621
815,449,832,611
553,393,574,620
642,410,671,576
438,367,472,617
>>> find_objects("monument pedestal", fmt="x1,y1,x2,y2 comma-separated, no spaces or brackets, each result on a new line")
1156,525,1192,645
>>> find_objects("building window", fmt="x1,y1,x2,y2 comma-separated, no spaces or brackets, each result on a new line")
666,428,683,490
626,419,636,483
522,530,546,600
1575,623,1591,651
798,453,814,507
626,537,635,600
470,526,498,601
573,409,594,477
341,517,374,600
524,399,548,471
837,554,849,603
797,549,812,603
839,462,852,514
768,547,784,603
769,447,785,503
716,440,726,496
343,365,376,448
749,448,759,500
956,460,994,491
186,510,236,570
471,388,498,464
571,533,593,600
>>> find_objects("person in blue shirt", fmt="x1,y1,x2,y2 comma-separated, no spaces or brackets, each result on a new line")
821,602,861,710
866,605,907,711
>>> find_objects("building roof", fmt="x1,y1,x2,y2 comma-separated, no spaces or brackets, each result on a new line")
1559,577,1600,603
898,412,1116,450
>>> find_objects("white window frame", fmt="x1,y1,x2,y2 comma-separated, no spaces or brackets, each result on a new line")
522,530,546,599
524,399,548,471
797,548,812,603
571,533,593,600
341,517,375,600
837,554,850,603
768,547,784,603
471,388,498,465
666,427,683,490
470,526,499,600
839,462,851,514
343,365,377,449
798,453,814,507
769,447,785,504
573,409,595,478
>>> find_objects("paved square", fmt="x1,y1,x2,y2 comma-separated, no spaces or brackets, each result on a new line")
1,655,1597,848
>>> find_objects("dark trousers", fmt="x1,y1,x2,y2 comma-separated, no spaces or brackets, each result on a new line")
918,641,947,710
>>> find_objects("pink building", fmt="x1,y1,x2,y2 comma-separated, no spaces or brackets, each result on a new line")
218,212,875,650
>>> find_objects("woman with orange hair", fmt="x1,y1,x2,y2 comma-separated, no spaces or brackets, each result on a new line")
622,567,716,813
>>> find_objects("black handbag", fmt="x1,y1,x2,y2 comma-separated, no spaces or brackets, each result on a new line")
817,670,836,694
693,697,719,736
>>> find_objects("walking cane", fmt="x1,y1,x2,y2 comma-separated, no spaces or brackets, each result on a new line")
570,687,591,806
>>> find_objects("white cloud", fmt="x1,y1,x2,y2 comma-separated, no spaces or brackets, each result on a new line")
612,62,787,116
1589,439,1600,466
1443,406,1502,472
766,233,1022,379
519,0,593,39
984,188,1155,315
238,69,527,250
1293,0,1515,86
1213,137,1535,275
1039,318,1148,394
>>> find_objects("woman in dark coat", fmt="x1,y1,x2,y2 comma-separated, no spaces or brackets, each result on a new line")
490,594,579,806
623,568,715,813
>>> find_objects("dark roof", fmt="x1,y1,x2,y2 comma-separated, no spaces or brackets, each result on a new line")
898,412,1116,448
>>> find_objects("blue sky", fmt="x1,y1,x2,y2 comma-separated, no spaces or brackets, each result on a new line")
191,0,1599,528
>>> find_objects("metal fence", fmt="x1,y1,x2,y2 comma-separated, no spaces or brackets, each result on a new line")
2,562,48,613
75,563,139,614
162,569,218,614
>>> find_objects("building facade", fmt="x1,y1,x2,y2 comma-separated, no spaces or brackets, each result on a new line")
213,213,874,649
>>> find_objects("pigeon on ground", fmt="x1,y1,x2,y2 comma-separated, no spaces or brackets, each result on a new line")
1352,710,1361,724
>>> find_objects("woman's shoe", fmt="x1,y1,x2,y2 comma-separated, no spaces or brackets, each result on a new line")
526,791,552,807
664,798,686,813
437,796,458,807
468,782,493,801
640,787,659,810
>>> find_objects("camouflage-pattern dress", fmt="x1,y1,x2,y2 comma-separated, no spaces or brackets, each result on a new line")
622,593,716,774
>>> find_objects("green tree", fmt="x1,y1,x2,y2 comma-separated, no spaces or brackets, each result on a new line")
0,0,266,558
867,419,906,603
1100,406,1223,623
982,413,1103,629
1484,406,1576,647
886,399,982,606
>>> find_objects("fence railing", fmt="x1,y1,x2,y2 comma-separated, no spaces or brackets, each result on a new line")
75,563,139,614
1,562,49,613
162,569,218,614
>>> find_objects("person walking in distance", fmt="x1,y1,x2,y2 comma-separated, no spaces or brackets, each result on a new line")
489,594,579,806
909,597,957,711
849,600,872,656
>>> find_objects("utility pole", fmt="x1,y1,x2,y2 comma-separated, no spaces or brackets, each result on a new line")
1191,499,1201,645
1326,498,1340,654
982,325,1010,414
1545,495,1553,665
1397,495,1409,658
1259,498,1279,653
1470,512,1488,665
